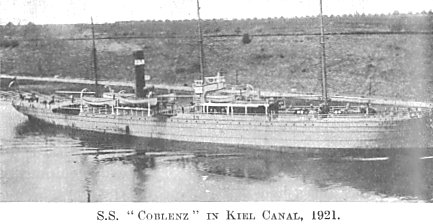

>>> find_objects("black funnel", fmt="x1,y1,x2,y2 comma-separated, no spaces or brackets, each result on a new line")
133,50,145,98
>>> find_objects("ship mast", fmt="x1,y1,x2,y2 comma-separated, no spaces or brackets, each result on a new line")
91,17,101,97
196,0,206,83
319,0,328,106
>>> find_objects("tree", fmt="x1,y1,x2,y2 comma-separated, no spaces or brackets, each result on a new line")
4,22,16,36
23,22,41,40
5,22,14,28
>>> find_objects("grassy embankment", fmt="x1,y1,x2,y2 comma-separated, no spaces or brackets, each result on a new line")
1,14,433,100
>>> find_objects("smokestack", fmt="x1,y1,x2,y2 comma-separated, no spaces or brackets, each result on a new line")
133,50,146,98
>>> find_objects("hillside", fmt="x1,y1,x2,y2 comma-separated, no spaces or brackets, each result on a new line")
1,13,433,101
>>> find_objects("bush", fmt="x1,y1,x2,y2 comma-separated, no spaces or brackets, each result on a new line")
389,22,404,32
0,39,19,48
242,33,252,44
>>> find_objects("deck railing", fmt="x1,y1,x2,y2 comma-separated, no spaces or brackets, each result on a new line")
15,98,431,120
185,109,427,119
81,105,153,117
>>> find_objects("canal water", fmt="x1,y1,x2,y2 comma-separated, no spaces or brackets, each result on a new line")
1,101,432,202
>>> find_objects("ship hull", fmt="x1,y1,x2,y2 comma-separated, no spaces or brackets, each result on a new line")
12,102,433,150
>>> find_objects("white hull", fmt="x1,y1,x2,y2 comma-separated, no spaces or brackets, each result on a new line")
12,101,433,150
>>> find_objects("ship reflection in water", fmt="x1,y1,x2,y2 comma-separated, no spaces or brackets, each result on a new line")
1,102,433,202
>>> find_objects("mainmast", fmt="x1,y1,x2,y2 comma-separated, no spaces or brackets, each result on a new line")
319,0,328,105
196,0,206,83
91,17,101,97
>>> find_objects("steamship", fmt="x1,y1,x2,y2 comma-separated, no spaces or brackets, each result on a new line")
10,1,433,150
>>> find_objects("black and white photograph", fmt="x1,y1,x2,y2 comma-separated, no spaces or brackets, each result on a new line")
1,0,433,210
